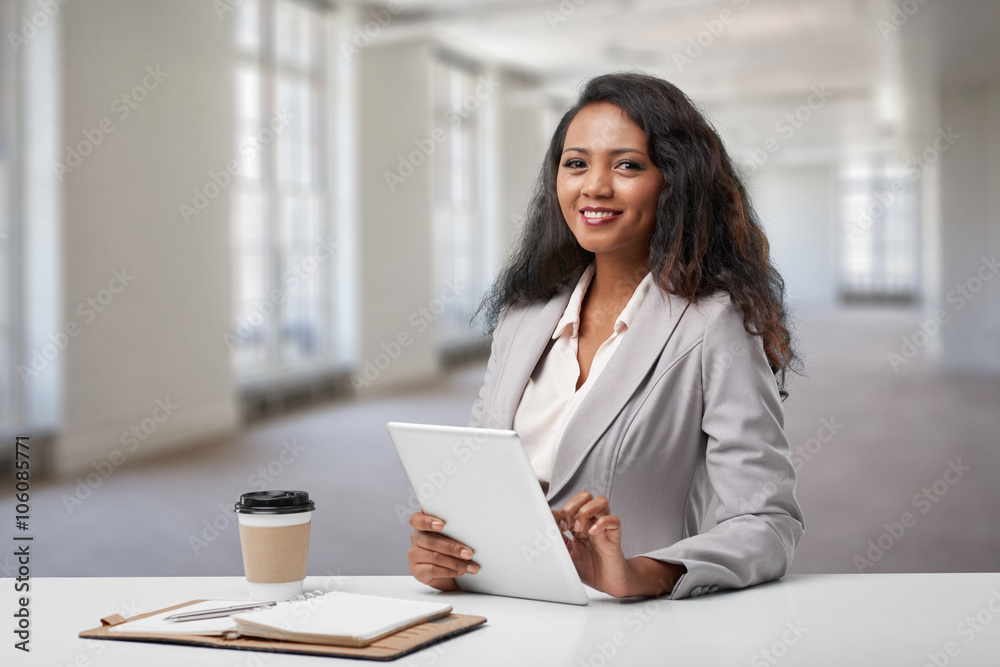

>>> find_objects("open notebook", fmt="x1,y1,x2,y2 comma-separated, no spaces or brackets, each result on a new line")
110,591,453,648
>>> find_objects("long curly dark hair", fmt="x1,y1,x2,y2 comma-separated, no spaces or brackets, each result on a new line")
476,71,800,397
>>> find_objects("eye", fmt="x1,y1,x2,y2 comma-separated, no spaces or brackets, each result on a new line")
562,158,586,169
617,160,643,171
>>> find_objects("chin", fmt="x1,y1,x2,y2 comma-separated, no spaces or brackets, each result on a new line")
571,231,619,253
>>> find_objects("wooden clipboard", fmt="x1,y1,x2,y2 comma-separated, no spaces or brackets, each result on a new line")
80,599,487,661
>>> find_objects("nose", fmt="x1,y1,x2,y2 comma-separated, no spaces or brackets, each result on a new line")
581,164,613,198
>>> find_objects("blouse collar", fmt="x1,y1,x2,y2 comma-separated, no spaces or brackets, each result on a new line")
551,262,655,340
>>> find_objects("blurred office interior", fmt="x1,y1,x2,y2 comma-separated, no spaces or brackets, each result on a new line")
0,0,998,579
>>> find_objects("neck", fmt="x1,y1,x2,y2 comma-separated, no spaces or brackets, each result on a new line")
589,253,650,301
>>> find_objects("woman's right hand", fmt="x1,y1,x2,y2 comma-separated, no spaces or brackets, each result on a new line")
407,511,479,591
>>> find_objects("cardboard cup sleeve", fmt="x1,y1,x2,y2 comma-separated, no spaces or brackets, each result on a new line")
239,523,311,584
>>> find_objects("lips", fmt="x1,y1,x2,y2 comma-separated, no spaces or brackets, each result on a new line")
579,207,624,226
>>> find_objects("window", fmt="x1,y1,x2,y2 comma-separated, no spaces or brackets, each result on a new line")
431,55,491,346
231,0,340,378
839,159,920,302
0,0,15,425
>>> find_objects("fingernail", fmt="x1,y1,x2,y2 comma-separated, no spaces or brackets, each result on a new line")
460,548,472,559
589,524,598,534
467,564,478,574
431,520,443,530
573,520,581,532
559,519,567,531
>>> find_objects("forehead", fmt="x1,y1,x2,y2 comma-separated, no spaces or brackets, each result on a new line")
564,101,647,151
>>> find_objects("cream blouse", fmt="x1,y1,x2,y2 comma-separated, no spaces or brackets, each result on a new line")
512,262,655,491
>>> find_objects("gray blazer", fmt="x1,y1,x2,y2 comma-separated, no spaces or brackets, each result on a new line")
468,270,805,600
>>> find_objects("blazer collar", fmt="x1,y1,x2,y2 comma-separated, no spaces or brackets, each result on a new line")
490,267,692,501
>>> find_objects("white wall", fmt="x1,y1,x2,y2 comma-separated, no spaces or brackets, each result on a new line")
55,1,238,474
16,0,61,433
356,39,441,391
934,80,1000,373
750,163,838,307
497,77,549,268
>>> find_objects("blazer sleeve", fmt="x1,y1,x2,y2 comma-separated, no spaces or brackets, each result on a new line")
637,296,805,599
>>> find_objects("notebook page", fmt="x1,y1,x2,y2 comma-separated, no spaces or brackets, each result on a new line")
233,592,452,641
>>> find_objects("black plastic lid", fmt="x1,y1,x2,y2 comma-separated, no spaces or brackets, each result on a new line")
234,490,315,514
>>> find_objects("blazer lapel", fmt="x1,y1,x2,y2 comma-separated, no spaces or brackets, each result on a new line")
545,287,691,501
488,277,579,430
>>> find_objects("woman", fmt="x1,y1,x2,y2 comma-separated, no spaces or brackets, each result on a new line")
408,72,804,600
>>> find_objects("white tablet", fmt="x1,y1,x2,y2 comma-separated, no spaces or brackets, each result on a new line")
386,421,590,606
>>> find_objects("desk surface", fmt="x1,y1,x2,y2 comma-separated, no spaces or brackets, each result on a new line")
4,574,1000,666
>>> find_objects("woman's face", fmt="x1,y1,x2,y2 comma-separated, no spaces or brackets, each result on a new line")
557,101,664,264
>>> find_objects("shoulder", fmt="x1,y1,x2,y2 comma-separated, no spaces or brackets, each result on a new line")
657,289,767,376
493,300,531,341
654,287,745,343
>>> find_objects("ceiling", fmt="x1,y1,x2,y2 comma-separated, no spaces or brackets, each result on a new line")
353,0,1000,166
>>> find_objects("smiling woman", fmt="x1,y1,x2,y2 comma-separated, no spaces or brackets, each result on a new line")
406,71,805,600
558,101,664,273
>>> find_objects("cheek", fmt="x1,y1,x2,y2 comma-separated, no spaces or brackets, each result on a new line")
556,176,577,213
635,180,663,217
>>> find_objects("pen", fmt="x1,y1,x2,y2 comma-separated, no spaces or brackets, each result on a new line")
164,601,277,622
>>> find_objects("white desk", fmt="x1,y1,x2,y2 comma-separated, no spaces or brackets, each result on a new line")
4,574,1000,666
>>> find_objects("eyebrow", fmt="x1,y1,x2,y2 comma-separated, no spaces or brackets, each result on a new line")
562,147,648,157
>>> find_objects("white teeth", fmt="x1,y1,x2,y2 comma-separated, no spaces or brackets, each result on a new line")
582,210,620,219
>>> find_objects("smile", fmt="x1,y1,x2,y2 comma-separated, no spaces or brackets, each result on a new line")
580,208,623,225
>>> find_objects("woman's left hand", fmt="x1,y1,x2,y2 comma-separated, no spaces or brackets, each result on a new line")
554,490,636,597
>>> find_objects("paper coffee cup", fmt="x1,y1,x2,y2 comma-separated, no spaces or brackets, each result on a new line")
234,490,315,601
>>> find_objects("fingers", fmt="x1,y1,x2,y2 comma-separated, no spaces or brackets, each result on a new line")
408,511,445,531
588,514,621,542
575,496,611,533
407,521,479,588
411,529,474,560
407,511,481,587
413,563,466,581
561,492,611,535
408,542,479,577
408,539,479,588
560,490,594,518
